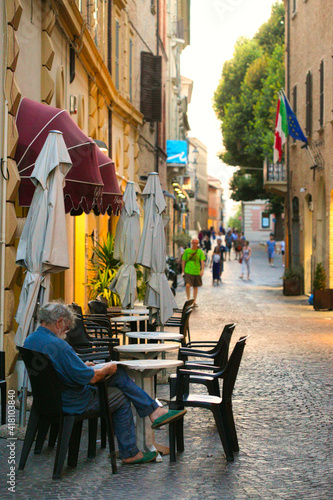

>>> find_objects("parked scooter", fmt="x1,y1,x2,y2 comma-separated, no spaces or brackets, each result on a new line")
166,257,178,296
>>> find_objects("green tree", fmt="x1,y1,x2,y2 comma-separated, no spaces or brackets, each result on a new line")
213,2,285,238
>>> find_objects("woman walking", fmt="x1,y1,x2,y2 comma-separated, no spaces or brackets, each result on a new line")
239,241,251,280
210,246,222,285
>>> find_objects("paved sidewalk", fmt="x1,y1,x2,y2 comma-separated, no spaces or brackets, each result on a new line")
1,244,332,499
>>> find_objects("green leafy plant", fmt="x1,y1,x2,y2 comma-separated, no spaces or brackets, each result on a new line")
173,232,191,248
87,234,121,306
283,265,303,281
135,264,147,302
313,263,326,291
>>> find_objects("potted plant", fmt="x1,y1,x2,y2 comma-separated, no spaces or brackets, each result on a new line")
283,265,303,296
313,263,333,310
87,234,122,306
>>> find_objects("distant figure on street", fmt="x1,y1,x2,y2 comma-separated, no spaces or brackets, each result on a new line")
216,238,226,281
239,241,251,280
266,233,276,267
202,235,212,263
280,240,285,267
210,246,222,285
198,230,204,247
182,238,205,307
225,230,233,261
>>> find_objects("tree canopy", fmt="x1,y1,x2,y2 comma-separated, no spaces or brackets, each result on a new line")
213,2,285,208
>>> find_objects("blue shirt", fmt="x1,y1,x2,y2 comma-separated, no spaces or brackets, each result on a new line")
267,240,276,253
24,326,95,414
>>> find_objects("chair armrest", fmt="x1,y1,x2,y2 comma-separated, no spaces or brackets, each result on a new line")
185,341,217,347
184,362,219,371
179,349,214,359
178,367,223,378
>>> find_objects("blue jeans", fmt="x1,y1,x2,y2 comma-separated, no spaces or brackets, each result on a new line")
85,366,159,459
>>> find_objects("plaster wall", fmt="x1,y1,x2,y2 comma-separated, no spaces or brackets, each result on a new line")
287,0,333,281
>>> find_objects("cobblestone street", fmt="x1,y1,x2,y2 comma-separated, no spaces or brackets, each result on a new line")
1,244,332,499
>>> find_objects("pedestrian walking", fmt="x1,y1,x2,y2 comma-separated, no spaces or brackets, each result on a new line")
266,233,276,266
210,246,222,285
216,238,226,282
280,240,285,267
225,230,233,261
202,235,212,266
235,233,243,260
182,238,205,307
239,240,251,280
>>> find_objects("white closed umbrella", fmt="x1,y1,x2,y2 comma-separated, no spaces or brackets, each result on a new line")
110,182,141,308
15,130,72,346
137,172,177,325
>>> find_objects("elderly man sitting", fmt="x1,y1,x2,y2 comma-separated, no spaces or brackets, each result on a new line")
24,302,186,464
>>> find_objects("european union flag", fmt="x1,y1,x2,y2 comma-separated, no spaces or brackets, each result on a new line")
282,93,308,143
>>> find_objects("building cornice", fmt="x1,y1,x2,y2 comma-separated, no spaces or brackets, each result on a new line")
53,0,143,126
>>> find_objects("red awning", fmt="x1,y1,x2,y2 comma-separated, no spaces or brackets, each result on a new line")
15,98,122,215
94,149,122,215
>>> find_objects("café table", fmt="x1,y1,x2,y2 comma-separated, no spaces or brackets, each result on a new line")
126,331,183,342
120,308,149,315
115,358,184,460
114,342,180,360
110,315,150,343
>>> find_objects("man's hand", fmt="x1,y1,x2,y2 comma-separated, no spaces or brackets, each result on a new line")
85,361,95,367
90,361,117,384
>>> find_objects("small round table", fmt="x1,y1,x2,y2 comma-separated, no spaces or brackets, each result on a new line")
117,358,183,461
114,342,180,360
126,331,183,342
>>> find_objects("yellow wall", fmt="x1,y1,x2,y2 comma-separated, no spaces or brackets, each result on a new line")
74,214,86,307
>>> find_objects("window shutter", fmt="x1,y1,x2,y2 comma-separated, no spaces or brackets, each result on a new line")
152,55,162,122
140,52,162,122
319,60,324,128
305,71,312,136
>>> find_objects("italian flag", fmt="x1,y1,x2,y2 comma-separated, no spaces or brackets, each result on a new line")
273,93,288,164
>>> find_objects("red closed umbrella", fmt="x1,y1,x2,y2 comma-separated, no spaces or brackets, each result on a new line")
15,98,121,214
94,148,122,215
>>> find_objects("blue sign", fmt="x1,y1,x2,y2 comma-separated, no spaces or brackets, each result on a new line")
166,140,188,165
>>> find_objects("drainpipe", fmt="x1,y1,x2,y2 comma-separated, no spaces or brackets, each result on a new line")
0,100,8,352
154,0,159,173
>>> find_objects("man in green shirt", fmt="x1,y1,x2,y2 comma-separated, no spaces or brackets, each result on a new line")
182,238,205,307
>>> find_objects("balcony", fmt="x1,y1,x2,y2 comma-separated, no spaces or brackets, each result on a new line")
263,158,287,196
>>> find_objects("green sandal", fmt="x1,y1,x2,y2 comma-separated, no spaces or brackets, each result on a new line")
123,451,158,464
151,409,187,429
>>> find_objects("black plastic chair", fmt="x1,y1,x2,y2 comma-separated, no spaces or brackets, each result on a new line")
88,300,108,315
18,347,117,480
169,336,249,463
0,351,6,425
66,309,119,362
164,299,194,342
169,323,236,398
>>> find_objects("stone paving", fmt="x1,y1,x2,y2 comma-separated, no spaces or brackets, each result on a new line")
1,243,332,499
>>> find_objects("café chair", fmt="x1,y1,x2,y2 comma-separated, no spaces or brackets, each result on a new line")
164,299,194,342
169,323,236,398
18,347,117,480
0,351,6,425
169,336,249,463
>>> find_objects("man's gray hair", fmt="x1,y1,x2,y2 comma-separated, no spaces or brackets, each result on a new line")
37,301,75,328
